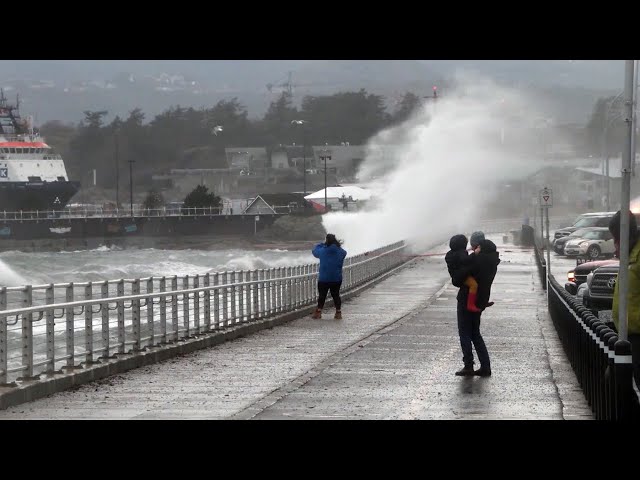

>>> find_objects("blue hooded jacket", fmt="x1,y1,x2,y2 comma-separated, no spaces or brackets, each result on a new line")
312,243,347,282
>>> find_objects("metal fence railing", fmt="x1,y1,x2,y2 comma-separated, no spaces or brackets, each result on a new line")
0,241,407,385
0,206,292,221
547,273,639,421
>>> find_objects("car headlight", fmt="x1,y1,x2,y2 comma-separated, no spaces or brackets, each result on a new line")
587,272,594,288
579,242,589,247
568,271,575,282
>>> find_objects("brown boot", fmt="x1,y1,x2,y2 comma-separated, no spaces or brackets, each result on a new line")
334,310,342,320
311,308,322,319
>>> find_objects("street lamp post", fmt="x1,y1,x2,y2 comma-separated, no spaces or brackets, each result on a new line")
603,92,625,211
114,127,120,208
291,120,309,195
319,146,331,212
128,158,135,217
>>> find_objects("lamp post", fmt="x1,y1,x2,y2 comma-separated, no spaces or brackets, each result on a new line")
114,125,120,208
128,158,135,217
617,60,636,345
319,145,332,212
291,120,309,195
603,92,625,211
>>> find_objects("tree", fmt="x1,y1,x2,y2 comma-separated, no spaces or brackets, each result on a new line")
143,188,164,210
392,92,421,124
182,185,221,210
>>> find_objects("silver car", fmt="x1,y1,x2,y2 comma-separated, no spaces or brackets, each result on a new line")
563,228,615,259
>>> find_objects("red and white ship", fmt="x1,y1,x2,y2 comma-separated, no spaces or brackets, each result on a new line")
0,89,79,211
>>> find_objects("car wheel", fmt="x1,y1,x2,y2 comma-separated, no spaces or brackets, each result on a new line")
587,244,601,259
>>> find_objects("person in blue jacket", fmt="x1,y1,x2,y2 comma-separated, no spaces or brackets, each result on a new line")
312,233,347,319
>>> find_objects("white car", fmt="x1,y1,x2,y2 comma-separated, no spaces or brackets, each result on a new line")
563,228,615,259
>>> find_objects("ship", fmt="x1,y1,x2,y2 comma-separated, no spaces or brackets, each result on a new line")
0,89,79,212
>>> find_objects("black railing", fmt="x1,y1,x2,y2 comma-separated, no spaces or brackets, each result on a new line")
547,273,639,421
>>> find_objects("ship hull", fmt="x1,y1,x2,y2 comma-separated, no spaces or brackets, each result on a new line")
0,181,80,211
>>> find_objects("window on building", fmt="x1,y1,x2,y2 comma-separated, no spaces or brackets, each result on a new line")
28,176,42,182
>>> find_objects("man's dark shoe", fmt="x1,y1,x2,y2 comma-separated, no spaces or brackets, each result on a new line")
455,365,475,376
474,367,492,377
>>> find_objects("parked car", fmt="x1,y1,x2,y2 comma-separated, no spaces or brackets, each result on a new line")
563,227,615,259
565,258,618,295
554,212,616,241
583,264,619,311
553,227,602,255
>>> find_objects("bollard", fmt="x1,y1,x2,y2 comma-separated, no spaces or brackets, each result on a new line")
614,339,634,422
603,331,617,420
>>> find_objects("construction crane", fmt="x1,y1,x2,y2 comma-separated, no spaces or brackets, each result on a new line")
266,71,294,97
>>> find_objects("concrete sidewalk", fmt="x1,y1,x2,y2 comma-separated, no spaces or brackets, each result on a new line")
0,236,592,420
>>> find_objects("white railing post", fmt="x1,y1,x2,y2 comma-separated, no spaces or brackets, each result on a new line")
45,283,55,374
238,271,244,323
251,270,259,320
100,281,109,358
265,269,272,316
182,275,190,336
213,273,220,330
171,276,178,340
222,272,229,328
0,287,6,384
147,278,154,345
117,280,125,354
203,274,211,332
193,275,200,334
159,277,167,343
231,271,237,324
22,285,33,379
84,283,94,364
65,283,74,368
132,279,141,352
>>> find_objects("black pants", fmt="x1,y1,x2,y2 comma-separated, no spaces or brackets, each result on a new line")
317,281,342,310
457,302,491,369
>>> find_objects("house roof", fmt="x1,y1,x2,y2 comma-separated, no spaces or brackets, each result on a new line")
241,195,276,214
304,186,371,201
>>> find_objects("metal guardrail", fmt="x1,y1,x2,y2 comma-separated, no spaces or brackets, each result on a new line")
547,272,640,422
0,206,293,221
0,241,407,384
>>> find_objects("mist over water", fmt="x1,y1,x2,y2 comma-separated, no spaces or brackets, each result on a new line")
0,248,316,287
323,75,554,254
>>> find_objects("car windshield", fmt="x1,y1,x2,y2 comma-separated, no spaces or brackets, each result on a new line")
568,228,591,237
581,231,603,240
574,217,605,228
